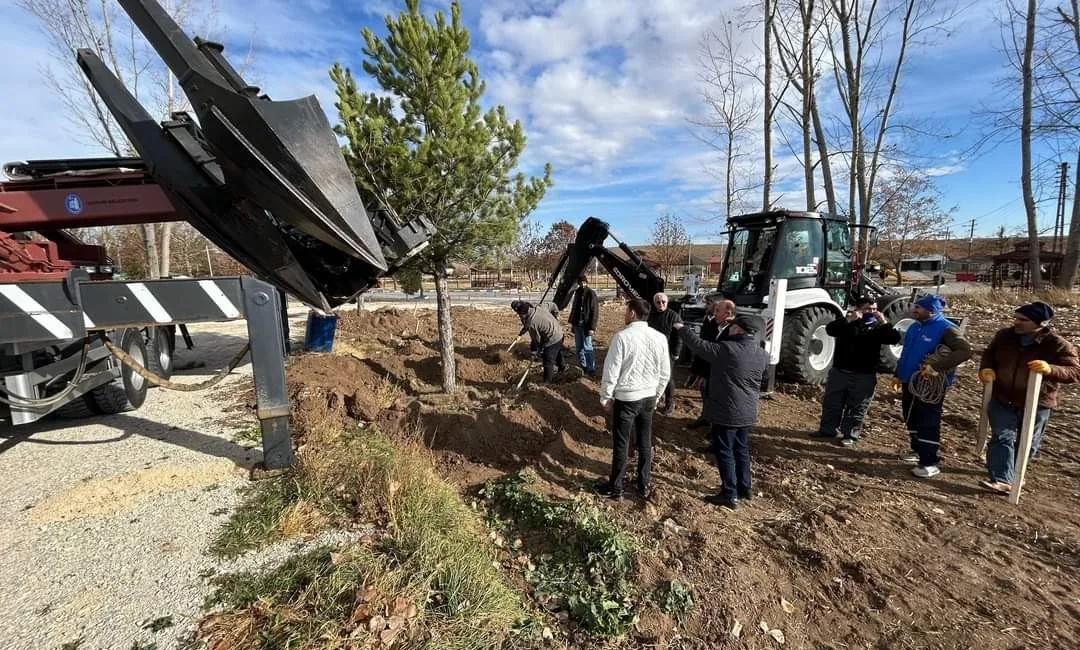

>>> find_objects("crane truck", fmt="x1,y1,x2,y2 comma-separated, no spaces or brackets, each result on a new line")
0,0,435,471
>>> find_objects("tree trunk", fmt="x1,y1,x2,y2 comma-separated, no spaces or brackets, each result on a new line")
811,96,837,214
763,0,775,211
141,223,160,279
1021,0,1043,290
801,0,816,210
159,222,174,278
1056,148,1080,288
432,264,457,393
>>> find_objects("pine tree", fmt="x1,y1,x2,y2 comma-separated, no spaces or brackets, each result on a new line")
331,0,552,393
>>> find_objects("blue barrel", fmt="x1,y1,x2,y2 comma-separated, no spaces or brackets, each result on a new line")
304,310,338,352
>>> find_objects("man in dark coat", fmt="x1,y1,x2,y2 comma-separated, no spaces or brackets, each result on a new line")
687,297,736,430
647,292,683,415
569,274,599,377
675,315,768,510
978,301,1080,493
512,300,565,382
813,296,901,447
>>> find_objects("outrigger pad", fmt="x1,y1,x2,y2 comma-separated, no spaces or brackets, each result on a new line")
77,0,433,310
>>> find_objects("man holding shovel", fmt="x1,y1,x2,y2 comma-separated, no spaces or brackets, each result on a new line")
511,300,566,383
978,302,1080,494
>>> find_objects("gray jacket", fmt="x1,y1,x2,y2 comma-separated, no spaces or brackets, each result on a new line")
680,327,767,428
522,305,563,348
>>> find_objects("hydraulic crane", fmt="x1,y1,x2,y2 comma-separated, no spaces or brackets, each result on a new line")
0,0,435,471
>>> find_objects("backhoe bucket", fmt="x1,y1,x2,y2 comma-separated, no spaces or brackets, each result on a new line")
75,0,434,310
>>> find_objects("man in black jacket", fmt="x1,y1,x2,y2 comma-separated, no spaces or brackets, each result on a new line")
687,297,736,429
813,296,901,446
675,316,768,510
647,292,683,415
569,275,599,377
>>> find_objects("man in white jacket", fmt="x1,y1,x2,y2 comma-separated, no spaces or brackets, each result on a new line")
594,298,672,501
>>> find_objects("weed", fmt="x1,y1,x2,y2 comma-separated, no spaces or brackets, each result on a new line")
231,425,262,447
658,580,695,622
141,615,174,633
129,642,158,650
208,477,301,559
374,373,404,409
58,638,83,650
480,471,647,637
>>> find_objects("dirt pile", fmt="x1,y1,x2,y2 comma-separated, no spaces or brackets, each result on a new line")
269,299,1080,649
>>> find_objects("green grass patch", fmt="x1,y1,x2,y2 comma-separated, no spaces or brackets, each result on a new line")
201,413,526,650
479,471,671,637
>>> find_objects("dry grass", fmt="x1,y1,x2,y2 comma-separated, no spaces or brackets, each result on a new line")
949,287,1080,308
201,402,525,650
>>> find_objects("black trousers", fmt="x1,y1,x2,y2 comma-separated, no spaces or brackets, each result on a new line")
541,341,566,382
609,397,656,492
901,383,945,466
711,425,752,500
817,368,877,438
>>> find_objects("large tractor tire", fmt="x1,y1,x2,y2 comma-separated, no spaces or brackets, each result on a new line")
144,325,175,381
878,296,914,373
778,305,837,385
88,328,149,414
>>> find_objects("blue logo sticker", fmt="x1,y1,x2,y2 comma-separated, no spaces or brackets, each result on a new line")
64,193,84,215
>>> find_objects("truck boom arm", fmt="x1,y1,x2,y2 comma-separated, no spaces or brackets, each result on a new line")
549,217,665,309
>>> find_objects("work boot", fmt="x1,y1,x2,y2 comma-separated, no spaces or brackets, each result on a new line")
593,481,623,500
704,494,738,510
839,436,856,448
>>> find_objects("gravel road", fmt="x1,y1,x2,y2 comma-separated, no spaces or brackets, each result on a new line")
0,310,315,650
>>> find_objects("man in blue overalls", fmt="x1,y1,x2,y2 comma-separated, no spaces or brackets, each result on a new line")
892,295,973,478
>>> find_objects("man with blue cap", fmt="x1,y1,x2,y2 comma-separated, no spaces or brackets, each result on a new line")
892,294,973,478
978,301,1080,494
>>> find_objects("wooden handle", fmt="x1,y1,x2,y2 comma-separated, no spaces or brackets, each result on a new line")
974,379,994,457
1008,371,1043,505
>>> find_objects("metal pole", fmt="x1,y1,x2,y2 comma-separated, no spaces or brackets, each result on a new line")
937,229,949,294
205,245,214,277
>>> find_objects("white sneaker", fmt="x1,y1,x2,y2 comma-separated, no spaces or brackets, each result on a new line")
911,465,941,478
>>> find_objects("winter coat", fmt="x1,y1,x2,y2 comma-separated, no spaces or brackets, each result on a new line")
690,316,730,377
569,286,599,331
980,326,1080,409
825,315,902,374
647,308,683,358
895,314,973,385
679,327,768,428
598,321,672,403
521,305,563,349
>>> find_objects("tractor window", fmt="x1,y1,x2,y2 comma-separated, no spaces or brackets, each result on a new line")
772,219,823,279
824,219,852,285
721,226,777,295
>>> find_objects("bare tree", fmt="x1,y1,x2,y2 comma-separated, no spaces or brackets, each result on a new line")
17,0,240,279
825,0,959,243
763,0,777,210
1016,0,1045,289
1048,1,1080,287
693,21,760,219
872,167,955,285
650,213,692,278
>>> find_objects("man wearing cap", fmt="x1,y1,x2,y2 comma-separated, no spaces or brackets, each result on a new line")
813,296,902,447
674,315,769,510
511,300,566,382
978,301,1080,494
569,274,599,377
892,295,973,478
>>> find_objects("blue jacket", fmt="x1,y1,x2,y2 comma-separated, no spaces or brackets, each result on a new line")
895,314,958,385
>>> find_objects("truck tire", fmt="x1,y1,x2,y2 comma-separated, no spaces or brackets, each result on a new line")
89,328,148,414
778,305,836,385
144,325,175,381
54,393,103,419
878,297,914,373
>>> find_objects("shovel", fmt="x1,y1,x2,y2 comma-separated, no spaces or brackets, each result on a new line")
973,378,994,458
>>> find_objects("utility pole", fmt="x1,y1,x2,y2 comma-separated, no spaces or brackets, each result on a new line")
1054,161,1068,253
967,218,976,261
938,228,950,294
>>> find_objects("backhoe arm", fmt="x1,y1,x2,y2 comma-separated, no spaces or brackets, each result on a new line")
550,217,665,309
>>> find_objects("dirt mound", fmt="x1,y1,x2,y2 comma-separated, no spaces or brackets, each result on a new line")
245,297,1080,649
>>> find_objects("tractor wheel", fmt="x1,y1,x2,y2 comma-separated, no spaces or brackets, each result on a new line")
878,297,914,373
88,328,148,414
144,325,175,381
778,306,837,384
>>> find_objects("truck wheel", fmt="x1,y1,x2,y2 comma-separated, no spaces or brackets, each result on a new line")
89,328,148,414
778,306,836,384
54,394,103,419
878,297,914,373
144,326,175,381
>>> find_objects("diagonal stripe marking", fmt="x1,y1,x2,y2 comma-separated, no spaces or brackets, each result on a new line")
0,285,75,339
198,280,241,319
128,282,172,323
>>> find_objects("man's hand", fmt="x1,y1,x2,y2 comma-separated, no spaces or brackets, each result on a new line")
600,399,612,411
891,377,903,391
846,310,860,322
871,310,886,323
919,363,939,378
1027,360,1052,375
978,368,996,384
672,322,684,330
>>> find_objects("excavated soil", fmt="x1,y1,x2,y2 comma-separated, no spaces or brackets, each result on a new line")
271,298,1080,649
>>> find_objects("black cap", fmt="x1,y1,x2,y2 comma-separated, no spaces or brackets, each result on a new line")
732,315,759,335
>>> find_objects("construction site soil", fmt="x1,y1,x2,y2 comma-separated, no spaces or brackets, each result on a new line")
262,298,1080,649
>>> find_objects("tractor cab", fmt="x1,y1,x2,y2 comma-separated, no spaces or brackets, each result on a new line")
718,211,855,309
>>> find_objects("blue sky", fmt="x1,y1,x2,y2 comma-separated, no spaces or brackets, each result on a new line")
0,0,1070,246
